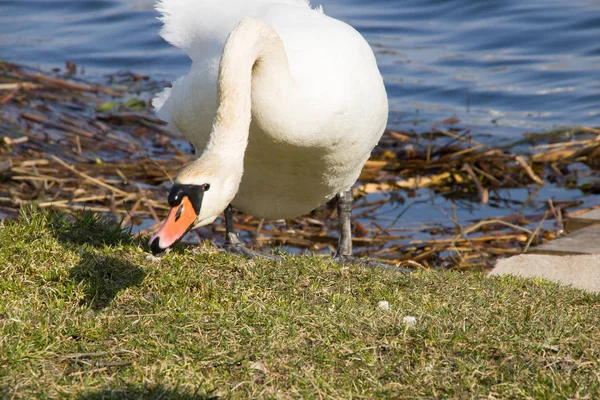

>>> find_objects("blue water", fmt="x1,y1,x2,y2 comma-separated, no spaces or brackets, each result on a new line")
2,0,599,254
1,0,599,136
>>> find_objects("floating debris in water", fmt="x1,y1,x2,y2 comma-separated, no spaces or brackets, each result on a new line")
1,61,599,269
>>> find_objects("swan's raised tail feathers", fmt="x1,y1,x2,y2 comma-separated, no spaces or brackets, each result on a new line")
156,0,316,59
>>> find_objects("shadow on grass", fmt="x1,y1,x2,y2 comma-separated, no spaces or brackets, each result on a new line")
25,208,148,310
79,385,218,400
69,252,145,310
56,211,147,310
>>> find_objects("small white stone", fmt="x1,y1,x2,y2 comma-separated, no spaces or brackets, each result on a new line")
402,315,417,326
424,364,433,372
377,301,390,311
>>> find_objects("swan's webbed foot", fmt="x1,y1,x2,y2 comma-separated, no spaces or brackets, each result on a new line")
223,232,282,261
222,205,282,262
333,253,357,264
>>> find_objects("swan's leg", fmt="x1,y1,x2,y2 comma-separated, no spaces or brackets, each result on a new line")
223,205,282,261
224,204,241,246
334,189,355,262
333,190,412,273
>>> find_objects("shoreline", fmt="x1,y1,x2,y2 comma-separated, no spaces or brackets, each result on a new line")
1,60,599,269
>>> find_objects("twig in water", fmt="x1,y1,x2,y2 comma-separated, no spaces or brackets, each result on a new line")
449,214,532,268
515,155,544,185
137,183,160,223
433,128,488,151
462,219,533,236
147,156,174,184
19,69,123,96
463,163,489,204
547,198,564,233
470,164,501,186
22,112,95,139
51,155,128,196
523,211,548,253
121,197,143,228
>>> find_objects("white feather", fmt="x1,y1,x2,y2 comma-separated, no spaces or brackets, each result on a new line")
153,0,388,220
156,0,312,59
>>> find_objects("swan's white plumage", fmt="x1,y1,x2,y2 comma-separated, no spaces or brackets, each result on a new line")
153,0,388,220
156,0,317,54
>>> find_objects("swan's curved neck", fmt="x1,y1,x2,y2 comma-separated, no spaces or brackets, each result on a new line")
205,18,293,158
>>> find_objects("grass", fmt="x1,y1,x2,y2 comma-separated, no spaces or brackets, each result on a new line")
1,209,600,399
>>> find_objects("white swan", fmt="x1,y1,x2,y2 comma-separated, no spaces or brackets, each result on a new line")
150,0,388,259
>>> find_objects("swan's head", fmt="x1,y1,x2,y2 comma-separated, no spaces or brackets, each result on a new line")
149,159,242,255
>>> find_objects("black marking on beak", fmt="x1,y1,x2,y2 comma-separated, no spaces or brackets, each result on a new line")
150,236,162,255
174,204,183,222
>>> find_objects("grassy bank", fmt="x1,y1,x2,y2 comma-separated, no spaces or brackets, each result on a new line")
1,209,599,398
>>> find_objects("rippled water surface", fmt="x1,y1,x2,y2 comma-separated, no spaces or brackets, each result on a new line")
2,0,599,135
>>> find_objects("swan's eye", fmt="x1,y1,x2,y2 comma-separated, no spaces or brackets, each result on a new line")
202,183,210,191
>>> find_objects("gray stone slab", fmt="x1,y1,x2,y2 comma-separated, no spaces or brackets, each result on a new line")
528,224,600,255
490,254,600,293
566,209,600,232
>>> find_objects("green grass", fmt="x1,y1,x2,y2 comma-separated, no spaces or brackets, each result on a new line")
1,209,600,399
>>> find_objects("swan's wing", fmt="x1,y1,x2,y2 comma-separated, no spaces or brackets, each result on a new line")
156,0,314,63
153,56,220,152
153,0,321,149
153,0,386,152
256,4,388,147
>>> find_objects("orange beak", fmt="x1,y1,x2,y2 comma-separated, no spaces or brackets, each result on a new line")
149,196,198,255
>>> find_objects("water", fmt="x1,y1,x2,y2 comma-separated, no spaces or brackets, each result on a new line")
2,0,599,135
0,0,187,81
2,0,599,255
337,0,600,135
